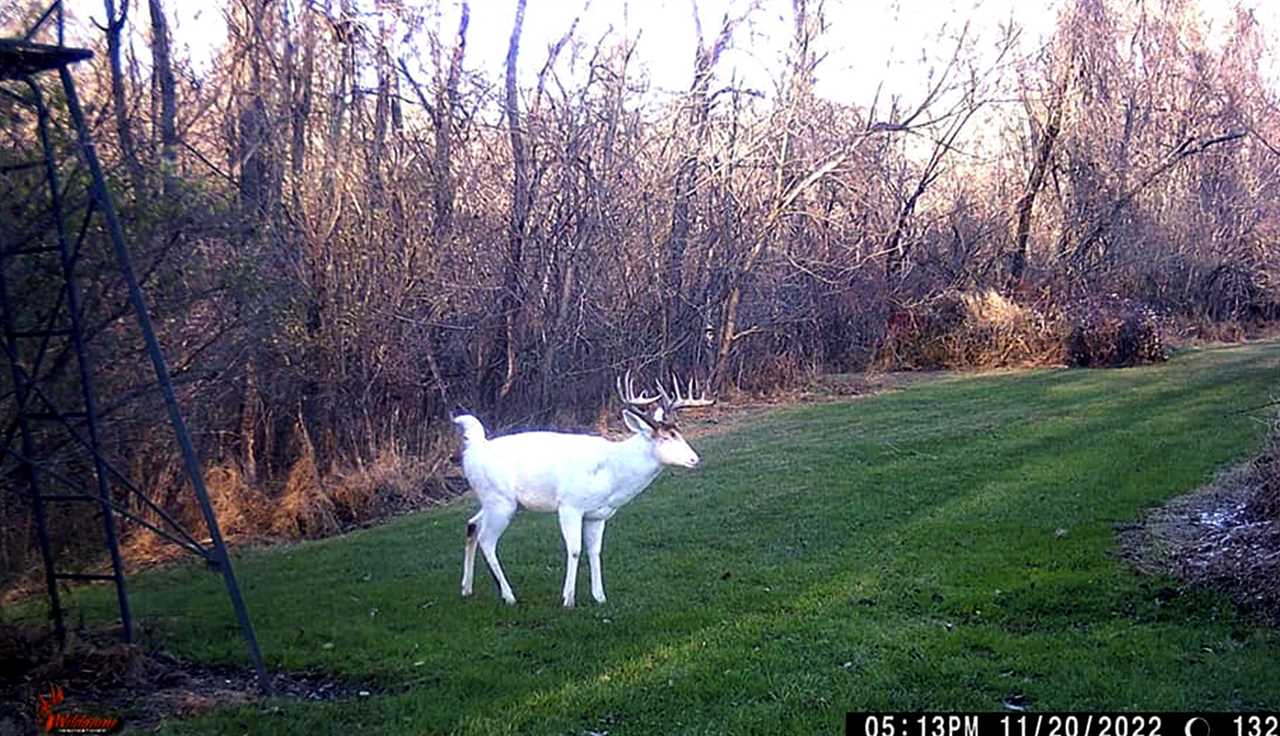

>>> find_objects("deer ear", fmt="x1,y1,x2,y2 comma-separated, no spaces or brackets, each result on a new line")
622,408,654,436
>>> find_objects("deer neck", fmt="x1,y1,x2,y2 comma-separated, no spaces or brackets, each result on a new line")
603,433,664,505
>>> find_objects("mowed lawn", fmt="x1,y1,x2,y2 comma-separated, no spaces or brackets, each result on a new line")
20,342,1280,733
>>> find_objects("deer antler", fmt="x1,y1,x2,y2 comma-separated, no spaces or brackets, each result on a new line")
654,372,716,419
616,370,661,427
616,370,660,407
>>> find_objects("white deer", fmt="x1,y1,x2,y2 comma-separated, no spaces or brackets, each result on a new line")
452,372,715,607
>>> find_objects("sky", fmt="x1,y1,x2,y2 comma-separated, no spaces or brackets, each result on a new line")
158,0,1052,106
446,0,1055,103
48,0,1280,114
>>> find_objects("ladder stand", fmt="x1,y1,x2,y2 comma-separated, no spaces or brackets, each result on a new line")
1,2,270,693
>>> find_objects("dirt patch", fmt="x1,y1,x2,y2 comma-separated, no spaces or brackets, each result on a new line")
1120,463,1280,623
0,622,383,734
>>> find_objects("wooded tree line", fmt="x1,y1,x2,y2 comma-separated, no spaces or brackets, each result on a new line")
2,0,1278,572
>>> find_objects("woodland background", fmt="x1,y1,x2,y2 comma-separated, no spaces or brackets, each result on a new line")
2,0,1278,588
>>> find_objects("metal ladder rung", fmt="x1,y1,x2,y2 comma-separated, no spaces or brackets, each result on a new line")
1,245,60,257
23,411,88,421
0,159,45,174
53,572,116,582
11,327,73,340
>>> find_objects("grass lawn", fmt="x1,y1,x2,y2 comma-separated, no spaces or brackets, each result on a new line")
12,342,1280,733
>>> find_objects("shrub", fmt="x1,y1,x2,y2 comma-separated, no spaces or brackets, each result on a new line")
1066,297,1167,367
330,446,449,523
1250,416,1280,523
876,289,1065,370
271,446,339,539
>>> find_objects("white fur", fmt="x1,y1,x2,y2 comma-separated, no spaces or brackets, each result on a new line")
454,413,701,607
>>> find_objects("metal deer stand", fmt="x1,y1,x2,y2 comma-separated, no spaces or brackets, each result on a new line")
0,3,270,693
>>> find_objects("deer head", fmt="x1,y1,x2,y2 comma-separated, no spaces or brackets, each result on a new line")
616,370,715,468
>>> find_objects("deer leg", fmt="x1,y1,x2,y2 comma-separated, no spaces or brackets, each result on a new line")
477,502,517,605
558,507,584,608
583,518,607,604
461,509,483,597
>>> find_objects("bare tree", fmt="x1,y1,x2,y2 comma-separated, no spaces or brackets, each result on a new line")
399,2,469,242
497,0,530,400
147,0,178,200
711,0,825,387
666,0,754,366
102,0,145,190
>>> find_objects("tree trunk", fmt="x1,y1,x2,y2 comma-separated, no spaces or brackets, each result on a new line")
369,5,393,193
497,0,530,401
435,2,469,241
1009,95,1063,283
148,0,178,200
104,0,145,193
883,180,928,282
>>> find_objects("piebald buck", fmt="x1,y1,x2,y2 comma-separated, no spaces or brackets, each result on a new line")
452,372,715,607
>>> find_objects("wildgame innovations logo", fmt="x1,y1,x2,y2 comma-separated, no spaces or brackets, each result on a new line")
35,685,122,734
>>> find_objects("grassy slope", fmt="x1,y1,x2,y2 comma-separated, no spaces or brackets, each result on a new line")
18,342,1280,733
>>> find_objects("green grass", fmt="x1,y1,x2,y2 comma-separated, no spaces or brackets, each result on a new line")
13,342,1280,733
